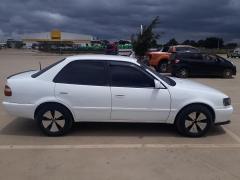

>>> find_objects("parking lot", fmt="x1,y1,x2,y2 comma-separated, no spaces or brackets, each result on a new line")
0,49,240,180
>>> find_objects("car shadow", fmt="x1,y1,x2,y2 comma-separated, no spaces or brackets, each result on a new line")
0,118,227,138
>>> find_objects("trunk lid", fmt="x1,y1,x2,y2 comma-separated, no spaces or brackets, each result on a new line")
7,70,38,80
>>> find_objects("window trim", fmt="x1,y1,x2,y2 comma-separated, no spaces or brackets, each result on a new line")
107,61,156,88
53,60,109,86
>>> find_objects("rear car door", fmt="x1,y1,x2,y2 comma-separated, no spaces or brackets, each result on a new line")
109,61,171,122
54,60,111,121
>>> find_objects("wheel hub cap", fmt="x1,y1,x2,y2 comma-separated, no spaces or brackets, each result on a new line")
185,112,207,133
42,110,65,132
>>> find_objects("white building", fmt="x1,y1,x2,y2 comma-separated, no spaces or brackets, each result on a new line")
21,29,94,47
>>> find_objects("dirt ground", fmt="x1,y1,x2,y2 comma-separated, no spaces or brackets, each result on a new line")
0,49,240,180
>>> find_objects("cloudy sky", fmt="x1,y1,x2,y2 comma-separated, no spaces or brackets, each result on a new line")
0,0,240,43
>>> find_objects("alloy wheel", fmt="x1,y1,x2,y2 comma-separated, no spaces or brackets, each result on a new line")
223,69,232,78
177,68,188,78
42,110,66,133
184,112,208,134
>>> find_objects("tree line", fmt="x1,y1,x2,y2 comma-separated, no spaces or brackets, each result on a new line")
132,16,239,59
164,38,238,49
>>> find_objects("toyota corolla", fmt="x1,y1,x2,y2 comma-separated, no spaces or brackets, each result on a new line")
2,55,233,137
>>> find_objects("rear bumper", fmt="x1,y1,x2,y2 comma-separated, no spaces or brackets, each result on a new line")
2,102,35,119
233,68,237,75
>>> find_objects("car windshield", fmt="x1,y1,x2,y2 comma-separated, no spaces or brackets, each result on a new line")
176,47,199,53
139,62,176,86
31,58,65,78
161,46,169,52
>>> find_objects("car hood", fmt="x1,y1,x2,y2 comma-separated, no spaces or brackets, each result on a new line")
170,77,227,97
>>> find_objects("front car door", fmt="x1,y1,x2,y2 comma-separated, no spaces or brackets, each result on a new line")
109,61,171,122
54,60,111,121
202,54,222,75
186,53,205,75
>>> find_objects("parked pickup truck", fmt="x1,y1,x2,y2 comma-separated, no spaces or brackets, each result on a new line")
147,45,200,72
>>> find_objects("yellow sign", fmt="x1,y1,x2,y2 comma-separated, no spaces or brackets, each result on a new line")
51,29,61,40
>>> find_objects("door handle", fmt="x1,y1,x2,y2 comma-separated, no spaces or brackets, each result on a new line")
59,92,68,95
115,94,125,97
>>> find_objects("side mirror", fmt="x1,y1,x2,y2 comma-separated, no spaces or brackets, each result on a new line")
154,79,164,89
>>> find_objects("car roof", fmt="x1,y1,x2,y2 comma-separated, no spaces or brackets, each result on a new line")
172,45,197,48
65,54,137,63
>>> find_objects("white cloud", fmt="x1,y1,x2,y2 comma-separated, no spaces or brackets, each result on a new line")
33,11,69,25
0,29,4,37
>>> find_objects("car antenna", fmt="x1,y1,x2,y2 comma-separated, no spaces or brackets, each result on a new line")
39,62,42,70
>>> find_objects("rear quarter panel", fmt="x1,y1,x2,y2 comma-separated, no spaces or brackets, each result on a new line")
5,78,55,105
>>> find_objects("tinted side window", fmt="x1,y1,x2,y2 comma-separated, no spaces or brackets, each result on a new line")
203,55,217,62
190,53,203,60
110,62,154,88
54,60,108,86
176,47,199,53
177,53,202,60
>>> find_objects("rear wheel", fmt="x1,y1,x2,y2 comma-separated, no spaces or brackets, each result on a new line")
223,69,233,78
175,68,189,78
157,62,168,73
36,104,73,136
175,105,213,137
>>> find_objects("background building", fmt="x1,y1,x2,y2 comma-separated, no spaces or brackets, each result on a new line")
22,29,94,48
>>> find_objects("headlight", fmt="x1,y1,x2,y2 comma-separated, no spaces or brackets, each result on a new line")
223,97,231,106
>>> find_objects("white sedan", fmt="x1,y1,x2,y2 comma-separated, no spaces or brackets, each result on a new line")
3,55,233,137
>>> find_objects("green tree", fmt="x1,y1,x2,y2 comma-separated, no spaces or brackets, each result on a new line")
204,37,224,49
224,43,238,49
132,16,161,59
182,40,197,46
165,38,178,46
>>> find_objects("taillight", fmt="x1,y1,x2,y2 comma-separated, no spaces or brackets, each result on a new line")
4,85,12,96
174,59,180,64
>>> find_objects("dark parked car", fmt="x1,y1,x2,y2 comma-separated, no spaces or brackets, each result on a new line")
170,52,236,78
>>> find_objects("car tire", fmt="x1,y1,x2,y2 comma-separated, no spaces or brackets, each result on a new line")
157,62,168,73
36,104,73,136
223,69,233,79
175,105,213,137
175,68,189,78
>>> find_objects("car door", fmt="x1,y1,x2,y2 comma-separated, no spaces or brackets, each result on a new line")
186,53,205,75
109,61,171,122
202,55,222,75
54,60,111,121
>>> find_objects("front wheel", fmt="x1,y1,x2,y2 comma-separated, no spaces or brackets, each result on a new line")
36,104,73,136
222,69,233,79
175,105,213,137
175,68,189,78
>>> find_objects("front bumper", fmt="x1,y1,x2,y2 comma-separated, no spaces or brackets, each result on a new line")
215,120,231,126
214,105,233,125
